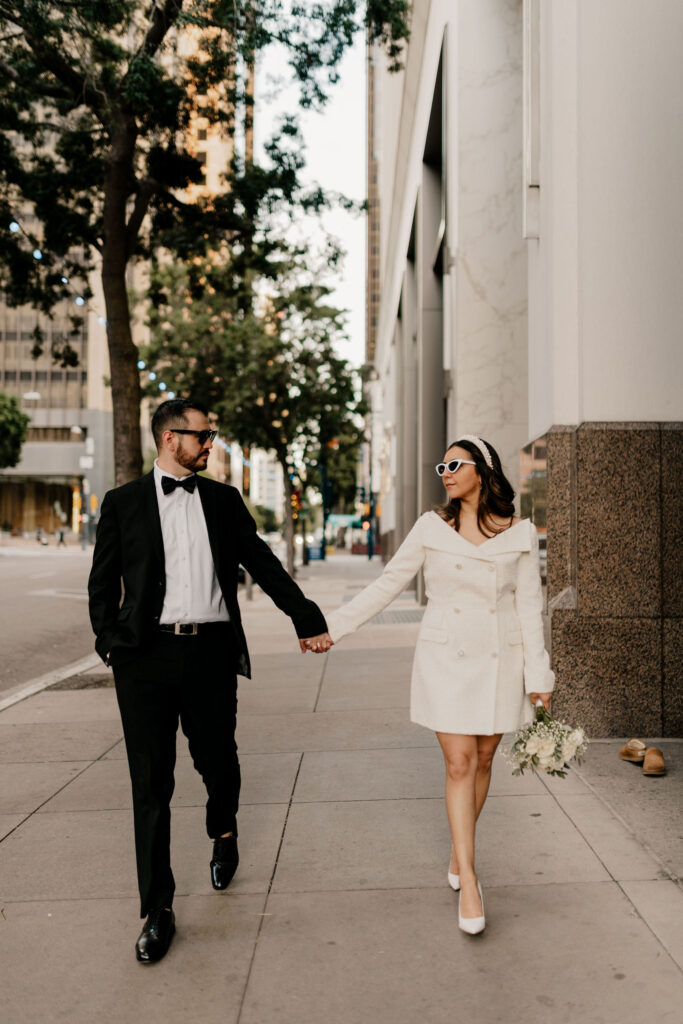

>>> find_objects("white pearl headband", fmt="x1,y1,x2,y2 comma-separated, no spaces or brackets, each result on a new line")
455,435,493,469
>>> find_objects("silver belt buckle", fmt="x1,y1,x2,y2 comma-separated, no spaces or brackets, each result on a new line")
174,622,198,635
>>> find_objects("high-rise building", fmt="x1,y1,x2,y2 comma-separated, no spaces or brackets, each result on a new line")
367,0,683,736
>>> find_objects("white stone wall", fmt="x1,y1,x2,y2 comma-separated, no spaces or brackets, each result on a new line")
451,0,527,487
528,0,683,435
371,0,528,535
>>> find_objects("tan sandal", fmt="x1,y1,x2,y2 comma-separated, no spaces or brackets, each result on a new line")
619,738,647,762
642,748,666,776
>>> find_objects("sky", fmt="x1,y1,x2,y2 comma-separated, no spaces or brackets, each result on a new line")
254,37,367,368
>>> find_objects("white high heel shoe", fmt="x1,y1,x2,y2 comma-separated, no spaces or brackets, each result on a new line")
458,881,485,935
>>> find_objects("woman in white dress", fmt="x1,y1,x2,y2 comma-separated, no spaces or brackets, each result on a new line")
304,435,554,934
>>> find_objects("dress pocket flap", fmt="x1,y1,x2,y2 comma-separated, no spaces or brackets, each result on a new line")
506,629,523,646
419,627,449,644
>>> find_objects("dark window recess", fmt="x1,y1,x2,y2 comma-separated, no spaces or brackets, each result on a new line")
82,371,88,381
21,331,35,340
36,370,48,382
51,370,64,382
20,370,32,381
4,370,16,381
66,371,78,381
198,129,207,141
198,152,207,165
5,331,17,340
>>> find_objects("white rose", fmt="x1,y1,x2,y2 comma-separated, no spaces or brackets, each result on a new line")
525,736,540,755
537,755,554,771
539,738,556,758
563,741,577,761
570,729,585,746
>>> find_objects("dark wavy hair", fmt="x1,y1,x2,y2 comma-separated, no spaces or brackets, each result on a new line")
435,437,516,537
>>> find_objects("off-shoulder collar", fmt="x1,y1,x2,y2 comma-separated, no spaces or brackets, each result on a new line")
424,511,533,558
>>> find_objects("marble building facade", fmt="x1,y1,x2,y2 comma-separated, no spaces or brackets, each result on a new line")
367,0,683,735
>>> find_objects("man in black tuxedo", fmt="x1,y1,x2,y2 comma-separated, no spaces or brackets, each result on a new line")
88,399,331,963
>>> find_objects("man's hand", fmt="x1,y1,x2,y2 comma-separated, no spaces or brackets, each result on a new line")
300,632,333,654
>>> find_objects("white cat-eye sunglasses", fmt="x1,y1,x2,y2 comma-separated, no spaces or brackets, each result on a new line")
435,458,476,477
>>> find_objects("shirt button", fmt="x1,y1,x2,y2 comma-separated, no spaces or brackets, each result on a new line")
454,608,461,614
492,652,498,658
455,563,462,570
458,650,465,657
488,565,495,573
489,608,495,614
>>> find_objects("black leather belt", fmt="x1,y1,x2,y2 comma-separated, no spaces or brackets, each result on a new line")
158,622,228,636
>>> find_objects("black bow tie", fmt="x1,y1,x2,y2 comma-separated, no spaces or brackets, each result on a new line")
161,474,197,495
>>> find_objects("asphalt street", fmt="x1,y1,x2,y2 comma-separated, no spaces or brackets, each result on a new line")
0,543,95,694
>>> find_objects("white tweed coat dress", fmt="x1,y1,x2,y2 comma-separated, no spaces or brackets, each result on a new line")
325,513,555,735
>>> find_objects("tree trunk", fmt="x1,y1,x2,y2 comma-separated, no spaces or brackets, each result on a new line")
101,121,143,485
301,513,309,566
281,463,296,577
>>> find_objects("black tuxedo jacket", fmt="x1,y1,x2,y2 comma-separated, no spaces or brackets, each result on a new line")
87,471,327,676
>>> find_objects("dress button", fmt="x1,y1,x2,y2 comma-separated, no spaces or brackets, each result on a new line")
491,652,498,658
488,565,495,573
458,650,465,657
454,608,461,614
489,608,496,614
455,563,463,570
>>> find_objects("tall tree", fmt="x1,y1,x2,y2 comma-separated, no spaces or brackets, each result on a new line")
0,391,30,468
0,1,409,484
141,250,365,573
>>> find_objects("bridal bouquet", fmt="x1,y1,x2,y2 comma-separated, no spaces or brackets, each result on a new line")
501,703,588,778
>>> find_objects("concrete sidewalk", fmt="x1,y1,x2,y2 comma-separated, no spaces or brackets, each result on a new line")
1,555,682,1024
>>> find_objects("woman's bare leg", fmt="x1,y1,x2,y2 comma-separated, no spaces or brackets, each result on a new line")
440,732,503,915
474,733,503,821
436,732,482,918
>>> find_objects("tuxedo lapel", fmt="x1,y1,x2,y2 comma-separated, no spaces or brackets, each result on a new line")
197,475,222,572
141,471,165,570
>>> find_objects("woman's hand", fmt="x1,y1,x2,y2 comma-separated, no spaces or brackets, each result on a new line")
300,633,333,654
529,691,552,712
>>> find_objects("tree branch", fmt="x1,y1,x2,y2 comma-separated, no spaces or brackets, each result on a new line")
125,178,159,257
0,56,19,81
139,0,184,59
0,6,106,112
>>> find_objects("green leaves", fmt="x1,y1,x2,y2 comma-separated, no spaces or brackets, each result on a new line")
141,242,364,498
0,391,30,469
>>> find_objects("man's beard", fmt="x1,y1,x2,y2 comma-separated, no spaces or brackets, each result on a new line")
176,443,209,473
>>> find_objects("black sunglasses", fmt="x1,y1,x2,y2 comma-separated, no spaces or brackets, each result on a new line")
170,429,217,445
435,458,476,477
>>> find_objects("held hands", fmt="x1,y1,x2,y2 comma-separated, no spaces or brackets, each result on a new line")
529,692,552,712
299,632,334,654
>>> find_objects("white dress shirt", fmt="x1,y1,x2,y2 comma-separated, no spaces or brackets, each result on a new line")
154,461,229,624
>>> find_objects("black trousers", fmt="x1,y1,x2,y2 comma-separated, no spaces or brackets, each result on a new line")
113,625,240,918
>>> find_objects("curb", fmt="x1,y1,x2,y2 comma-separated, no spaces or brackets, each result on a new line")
0,652,102,713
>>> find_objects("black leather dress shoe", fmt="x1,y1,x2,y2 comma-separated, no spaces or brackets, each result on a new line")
135,908,175,963
211,835,239,890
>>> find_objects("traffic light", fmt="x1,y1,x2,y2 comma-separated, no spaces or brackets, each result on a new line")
356,485,366,503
